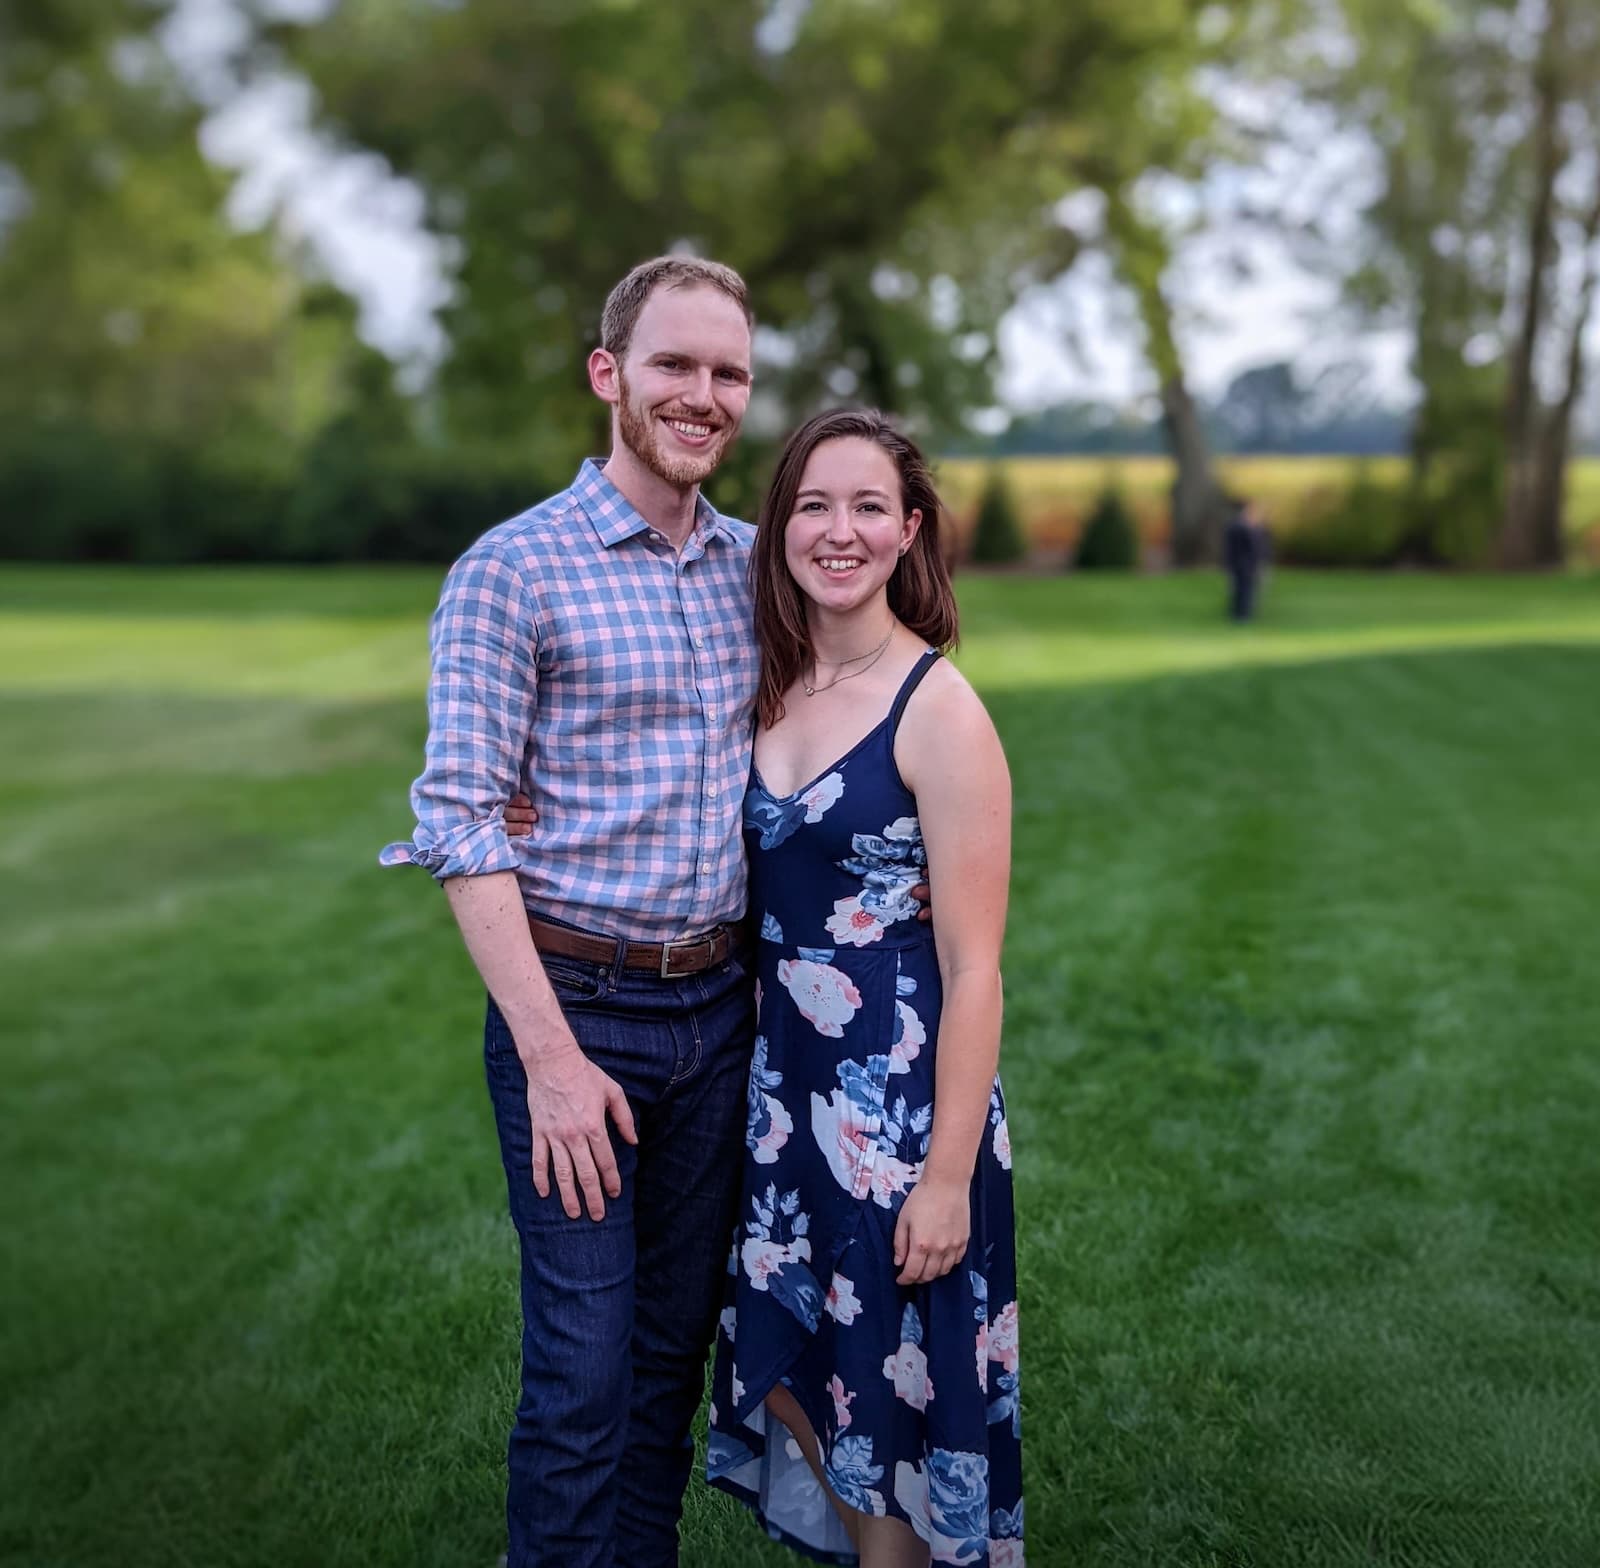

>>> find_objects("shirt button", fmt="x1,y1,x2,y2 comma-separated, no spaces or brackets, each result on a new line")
706,784,716,797
650,532,664,544
694,635,705,648
700,861,712,874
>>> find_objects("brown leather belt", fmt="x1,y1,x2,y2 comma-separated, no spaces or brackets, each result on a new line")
528,913,745,980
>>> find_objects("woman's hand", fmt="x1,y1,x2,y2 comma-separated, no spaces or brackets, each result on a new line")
893,1174,970,1286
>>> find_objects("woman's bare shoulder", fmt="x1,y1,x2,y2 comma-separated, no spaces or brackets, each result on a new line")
897,655,1006,778
909,654,993,729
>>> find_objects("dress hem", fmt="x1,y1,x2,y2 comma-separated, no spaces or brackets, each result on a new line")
706,1474,861,1567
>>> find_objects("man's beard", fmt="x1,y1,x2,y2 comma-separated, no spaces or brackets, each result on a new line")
615,372,734,488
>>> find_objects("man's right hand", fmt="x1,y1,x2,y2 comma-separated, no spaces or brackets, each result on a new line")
524,1040,638,1221
442,870,635,1221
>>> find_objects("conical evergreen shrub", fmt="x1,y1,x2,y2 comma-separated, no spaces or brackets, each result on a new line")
1073,488,1138,570
970,467,1027,564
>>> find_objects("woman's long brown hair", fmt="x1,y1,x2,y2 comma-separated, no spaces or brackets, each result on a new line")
750,408,959,730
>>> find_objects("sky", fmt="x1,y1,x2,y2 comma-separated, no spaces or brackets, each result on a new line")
174,0,1422,415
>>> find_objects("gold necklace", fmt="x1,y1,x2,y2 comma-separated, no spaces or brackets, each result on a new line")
804,627,894,696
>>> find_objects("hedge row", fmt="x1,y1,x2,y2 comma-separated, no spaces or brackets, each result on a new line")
0,423,555,564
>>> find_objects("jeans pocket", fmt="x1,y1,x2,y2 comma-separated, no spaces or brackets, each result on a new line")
543,961,608,1004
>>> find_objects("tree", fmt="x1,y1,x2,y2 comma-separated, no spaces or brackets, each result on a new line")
942,0,1305,566
0,1,424,560
0,6,275,441
269,0,1015,461
1526,165,1600,560
1074,489,1139,569
270,0,1268,483
1326,0,1600,565
0,1,333,448
969,468,1027,564
1104,189,1230,564
1497,0,1600,565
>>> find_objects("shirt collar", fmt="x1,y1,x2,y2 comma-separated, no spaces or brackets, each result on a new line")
571,457,732,550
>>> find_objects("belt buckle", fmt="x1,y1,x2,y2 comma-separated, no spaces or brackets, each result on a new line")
659,928,716,979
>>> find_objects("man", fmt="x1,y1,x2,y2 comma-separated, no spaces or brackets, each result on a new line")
382,256,763,1568
1223,496,1268,622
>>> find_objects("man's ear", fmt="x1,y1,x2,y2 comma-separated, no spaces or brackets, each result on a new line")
588,347,621,406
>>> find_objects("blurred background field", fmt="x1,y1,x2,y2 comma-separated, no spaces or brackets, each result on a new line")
4,567,1599,1567
936,456,1600,567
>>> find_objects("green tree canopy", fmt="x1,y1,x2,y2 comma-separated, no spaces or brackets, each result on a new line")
272,0,1247,475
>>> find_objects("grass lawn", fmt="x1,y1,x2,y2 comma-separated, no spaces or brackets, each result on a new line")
3,566,1599,1567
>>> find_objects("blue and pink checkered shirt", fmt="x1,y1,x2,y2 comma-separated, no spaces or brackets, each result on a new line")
381,459,759,941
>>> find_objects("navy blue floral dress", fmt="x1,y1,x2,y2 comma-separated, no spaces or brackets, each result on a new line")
707,651,1024,1565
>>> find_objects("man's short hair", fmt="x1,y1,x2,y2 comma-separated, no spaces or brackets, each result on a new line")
600,257,754,360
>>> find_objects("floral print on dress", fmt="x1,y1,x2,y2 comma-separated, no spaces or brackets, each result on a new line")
883,1303,934,1410
810,1061,882,1201
800,772,845,819
826,1271,863,1325
869,1088,931,1208
894,1450,990,1565
741,1184,823,1332
825,1434,886,1517
835,814,927,932
825,895,888,947
990,1503,1025,1566
985,1504,1024,1568
890,997,926,1073
777,956,862,1037
986,1298,1022,1438
989,1082,1011,1170
828,1373,856,1430
745,1037,793,1165
745,770,845,850
987,1301,1019,1375
971,1268,990,1394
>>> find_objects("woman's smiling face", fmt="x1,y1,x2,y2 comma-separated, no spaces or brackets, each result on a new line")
783,437,922,614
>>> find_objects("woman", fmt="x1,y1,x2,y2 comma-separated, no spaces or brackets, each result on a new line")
707,409,1021,1566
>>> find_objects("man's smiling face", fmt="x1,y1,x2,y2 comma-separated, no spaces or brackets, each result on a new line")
612,284,753,488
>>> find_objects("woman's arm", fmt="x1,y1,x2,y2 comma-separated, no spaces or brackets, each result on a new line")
890,664,1012,1283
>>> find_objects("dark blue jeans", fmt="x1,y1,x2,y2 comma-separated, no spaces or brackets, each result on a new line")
483,941,754,1568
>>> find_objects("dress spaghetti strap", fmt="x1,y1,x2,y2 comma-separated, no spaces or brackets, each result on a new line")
888,648,942,736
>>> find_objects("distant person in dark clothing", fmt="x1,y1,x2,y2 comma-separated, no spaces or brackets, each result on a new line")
1224,498,1267,622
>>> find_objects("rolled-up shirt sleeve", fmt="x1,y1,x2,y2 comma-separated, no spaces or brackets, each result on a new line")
379,539,539,882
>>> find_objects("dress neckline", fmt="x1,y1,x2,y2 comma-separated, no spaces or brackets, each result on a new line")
751,649,939,804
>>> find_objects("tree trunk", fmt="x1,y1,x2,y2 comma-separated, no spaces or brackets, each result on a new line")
1500,0,1567,568
1162,371,1226,566
1104,191,1225,566
1527,170,1600,565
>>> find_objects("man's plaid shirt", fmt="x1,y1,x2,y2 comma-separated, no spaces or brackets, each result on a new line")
381,459,759,941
